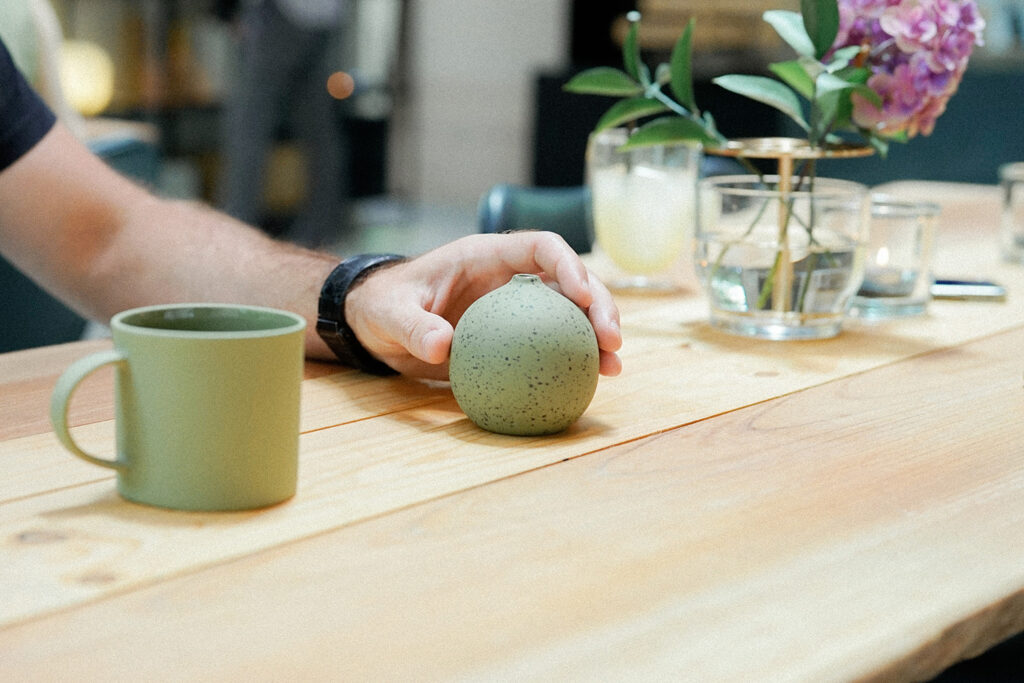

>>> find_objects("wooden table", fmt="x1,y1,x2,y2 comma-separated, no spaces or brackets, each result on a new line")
2,182,1023,680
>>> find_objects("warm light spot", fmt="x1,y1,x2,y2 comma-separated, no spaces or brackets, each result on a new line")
59,40,115,116
326,71,355,100
875,245,891,267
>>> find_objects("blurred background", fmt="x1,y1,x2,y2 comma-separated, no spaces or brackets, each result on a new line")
2,0,1024,351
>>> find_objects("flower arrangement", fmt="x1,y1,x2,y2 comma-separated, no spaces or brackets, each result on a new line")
565,0,986,154
564,0,986,339
834,0,986,140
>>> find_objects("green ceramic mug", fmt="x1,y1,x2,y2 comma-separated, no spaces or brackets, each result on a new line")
50,303,305,511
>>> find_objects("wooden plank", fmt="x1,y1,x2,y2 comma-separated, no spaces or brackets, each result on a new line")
0,340,113,441
5,273,1023,506
2,325,1022,680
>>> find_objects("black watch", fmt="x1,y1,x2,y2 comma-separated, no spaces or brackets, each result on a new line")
317,253,404,375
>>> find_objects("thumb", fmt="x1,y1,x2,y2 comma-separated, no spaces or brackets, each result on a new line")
396,308,454,366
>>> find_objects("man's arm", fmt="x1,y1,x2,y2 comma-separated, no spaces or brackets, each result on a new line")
0,121,622,376
0,122,340,359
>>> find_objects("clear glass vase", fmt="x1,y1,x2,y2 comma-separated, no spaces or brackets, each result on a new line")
695,175,870,340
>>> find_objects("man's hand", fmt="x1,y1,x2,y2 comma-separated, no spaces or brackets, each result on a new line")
344,232,622,380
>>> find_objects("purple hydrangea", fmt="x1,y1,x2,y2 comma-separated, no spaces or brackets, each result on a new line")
832,0,985,138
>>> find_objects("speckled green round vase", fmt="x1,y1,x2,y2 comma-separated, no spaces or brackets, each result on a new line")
449,274,600,435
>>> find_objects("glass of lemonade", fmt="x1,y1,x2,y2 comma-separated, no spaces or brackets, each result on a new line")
586,128,701,293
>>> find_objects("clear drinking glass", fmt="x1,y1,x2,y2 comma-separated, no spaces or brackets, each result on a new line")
1000,162,1024,264
695,175,870,340
586,128,701,292
851,196,939,319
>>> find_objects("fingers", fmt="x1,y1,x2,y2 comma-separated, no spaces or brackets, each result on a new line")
521,232,594,309
457,232,594,309
583,270,623,376
413,319,455,365
473,233,623,376
599,350,623,377
381,299,455,367
344,266,452,372
585,268,621,352
348,231,624,380
445,233,623,377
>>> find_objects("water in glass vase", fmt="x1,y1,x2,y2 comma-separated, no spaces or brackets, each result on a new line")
696,174,869,340
696,229,863,340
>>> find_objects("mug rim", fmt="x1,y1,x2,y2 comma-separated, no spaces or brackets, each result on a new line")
111,303,306,339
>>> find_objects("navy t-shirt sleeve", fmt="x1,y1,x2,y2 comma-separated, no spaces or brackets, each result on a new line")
0,37,57,172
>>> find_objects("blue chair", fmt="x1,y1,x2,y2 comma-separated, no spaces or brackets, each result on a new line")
478,184,593,254
88,135,161,187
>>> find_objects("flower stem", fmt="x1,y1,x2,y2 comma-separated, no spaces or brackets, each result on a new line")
772,156,795,313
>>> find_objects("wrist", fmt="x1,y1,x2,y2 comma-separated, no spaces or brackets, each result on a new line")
316,254,405,375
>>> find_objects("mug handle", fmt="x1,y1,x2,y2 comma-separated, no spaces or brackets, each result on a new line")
50,349,128,470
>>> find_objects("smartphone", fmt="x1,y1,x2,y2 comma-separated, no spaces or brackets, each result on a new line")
930,278,1007,301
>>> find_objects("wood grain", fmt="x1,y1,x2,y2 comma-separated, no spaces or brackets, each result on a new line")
2,325,1021,681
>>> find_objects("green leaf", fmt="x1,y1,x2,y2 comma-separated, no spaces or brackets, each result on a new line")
594,97,670,132
619,116,719,148
669,18,697,112
810,87,842,142
701,110,722,142
713,74,810,132
654,62,671,86
865,132,891,158
769,60,815,100
563,67,643,97
831,90,856,131
833,65,871,85
763,10,814,57
811,71,859,140
850,83,882,108
816,71,855,96
826,45,862,71
638,62,653,89
623,14,642,82
801,0,840,59
798,55,827,83
827,83,882,135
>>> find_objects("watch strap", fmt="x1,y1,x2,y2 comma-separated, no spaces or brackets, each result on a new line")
317,254,404,375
